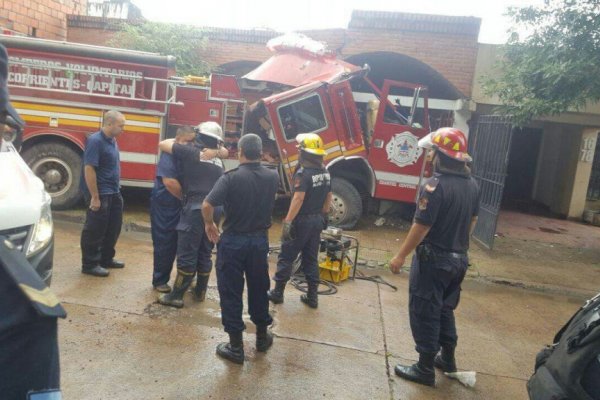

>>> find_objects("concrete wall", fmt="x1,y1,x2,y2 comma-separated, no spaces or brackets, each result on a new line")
532,125,598,218
568,129,599,217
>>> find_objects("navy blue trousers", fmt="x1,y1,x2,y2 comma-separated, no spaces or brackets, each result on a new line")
80,192,123,268
176,204,214,275
150,191,180,286
408,248,468,355
274,214,323,284
216,232,273,333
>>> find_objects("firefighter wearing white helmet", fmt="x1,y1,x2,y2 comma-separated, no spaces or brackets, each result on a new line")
268,133,332,309
389,127,480,387
195,121,224,148
157,122,228,308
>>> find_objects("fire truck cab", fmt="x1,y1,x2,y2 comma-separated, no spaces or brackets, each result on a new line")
242,35,430,228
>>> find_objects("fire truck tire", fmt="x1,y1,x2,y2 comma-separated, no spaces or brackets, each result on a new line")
22,142,82,210
330,177,362,230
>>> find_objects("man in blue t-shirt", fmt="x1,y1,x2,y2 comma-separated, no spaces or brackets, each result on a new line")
80,110,126,277
150,126,195,293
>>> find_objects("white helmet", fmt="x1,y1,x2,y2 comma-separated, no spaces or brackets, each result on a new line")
196,121,223,142
417,132,434,149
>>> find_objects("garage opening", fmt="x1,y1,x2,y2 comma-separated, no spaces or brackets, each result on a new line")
502,127,544,213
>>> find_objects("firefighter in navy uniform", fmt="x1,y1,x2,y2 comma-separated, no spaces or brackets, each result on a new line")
150,125,195,293
202,134,279,364
389,127,480,387
157,122,228,308
268,133,332,309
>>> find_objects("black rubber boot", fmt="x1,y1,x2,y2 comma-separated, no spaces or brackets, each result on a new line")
216,331,244,364
193,272,210,302
256,325,273,352
267,281,286,304
300,282,318,308
158,270,194,308
434,345,457,373
394,352,436,387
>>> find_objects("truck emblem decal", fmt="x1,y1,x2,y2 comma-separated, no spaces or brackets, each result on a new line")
385,131,422,168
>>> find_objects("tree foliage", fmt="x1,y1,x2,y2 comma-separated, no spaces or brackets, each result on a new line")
109,21,210,76
484,0,600,125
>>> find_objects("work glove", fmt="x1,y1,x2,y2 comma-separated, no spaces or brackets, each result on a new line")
281,221,295,243
321,213,329,230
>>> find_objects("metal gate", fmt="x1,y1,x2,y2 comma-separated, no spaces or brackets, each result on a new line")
587,137,600,200
470,115,514,249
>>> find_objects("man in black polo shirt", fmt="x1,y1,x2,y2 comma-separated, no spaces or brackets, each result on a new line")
202,133,279,364
157,122,228,308
389,127,479,387
80,110,126,277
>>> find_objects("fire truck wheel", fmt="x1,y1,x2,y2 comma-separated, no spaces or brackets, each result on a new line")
330,177,362,230
22,142,82,210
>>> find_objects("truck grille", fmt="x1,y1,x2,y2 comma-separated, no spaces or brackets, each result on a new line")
0,226,31,253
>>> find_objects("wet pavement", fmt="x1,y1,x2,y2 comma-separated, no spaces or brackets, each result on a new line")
51,220,593,399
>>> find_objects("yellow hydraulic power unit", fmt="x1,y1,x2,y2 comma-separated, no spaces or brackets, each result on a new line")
318,235,355,284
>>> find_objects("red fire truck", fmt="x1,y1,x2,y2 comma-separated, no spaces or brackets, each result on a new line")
2,34,430,229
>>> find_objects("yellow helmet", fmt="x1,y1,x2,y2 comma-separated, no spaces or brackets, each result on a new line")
296,133,326,156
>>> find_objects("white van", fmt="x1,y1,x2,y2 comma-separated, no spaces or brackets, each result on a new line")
0,132,54,284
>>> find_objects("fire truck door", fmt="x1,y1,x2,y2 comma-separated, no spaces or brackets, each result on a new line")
367,80,429,203
265,84,338,183
326,83,365,153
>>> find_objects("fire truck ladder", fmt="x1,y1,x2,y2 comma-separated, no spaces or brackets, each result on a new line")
9,60,184,106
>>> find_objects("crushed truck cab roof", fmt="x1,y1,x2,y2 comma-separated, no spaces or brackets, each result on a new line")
242,33,360,88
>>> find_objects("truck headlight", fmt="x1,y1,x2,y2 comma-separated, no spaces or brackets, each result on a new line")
27,193,53,256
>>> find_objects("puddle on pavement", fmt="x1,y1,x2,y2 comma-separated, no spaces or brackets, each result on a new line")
142,288,224,328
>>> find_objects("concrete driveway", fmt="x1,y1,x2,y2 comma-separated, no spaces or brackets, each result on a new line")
51,221,587,399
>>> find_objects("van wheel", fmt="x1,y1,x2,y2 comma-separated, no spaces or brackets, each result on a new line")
329,177,362,230
22,142,82,209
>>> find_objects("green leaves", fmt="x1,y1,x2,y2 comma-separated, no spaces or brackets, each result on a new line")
483,0,600,126
109,21,210,76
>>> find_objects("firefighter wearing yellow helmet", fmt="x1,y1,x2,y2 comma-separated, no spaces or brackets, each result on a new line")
268,133,332,308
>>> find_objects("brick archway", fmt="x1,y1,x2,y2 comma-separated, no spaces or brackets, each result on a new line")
345,51,463,99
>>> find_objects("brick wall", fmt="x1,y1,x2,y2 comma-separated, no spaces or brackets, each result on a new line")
67,13,480,97
1,0,87,40
343,30,479,96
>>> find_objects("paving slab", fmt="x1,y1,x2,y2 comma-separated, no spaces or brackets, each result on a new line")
271,278,384,354
379,272,583,380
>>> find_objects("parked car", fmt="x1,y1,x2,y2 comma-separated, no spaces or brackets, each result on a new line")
0,127,54,284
